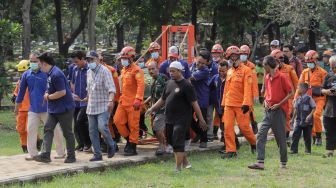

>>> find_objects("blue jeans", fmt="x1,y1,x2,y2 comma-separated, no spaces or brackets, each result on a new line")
88,111,115,157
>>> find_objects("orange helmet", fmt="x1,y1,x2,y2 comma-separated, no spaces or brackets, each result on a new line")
148,42,160,52
240,45,250,55
225,46,240,58
270,49,284,60
211,44,224,53
305,50,319,63
120,46,136,59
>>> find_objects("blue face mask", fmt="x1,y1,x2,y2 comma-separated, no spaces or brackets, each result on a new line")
138,62,145,68
240,55,248,62
88,62,97,70
30,63,39,70
307,63,315,69
151,52,159,59
121,59,130,67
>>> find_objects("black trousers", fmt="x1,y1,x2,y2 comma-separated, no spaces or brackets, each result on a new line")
166,122,190,152
290,125,312,153
74,107,91,147
191,108,208,143
323,116,336,150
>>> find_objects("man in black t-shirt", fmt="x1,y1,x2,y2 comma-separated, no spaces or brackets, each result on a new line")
146,61,207,173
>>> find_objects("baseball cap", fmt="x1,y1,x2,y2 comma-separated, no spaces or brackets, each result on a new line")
86,51,98,58
270,40,280,46
168,46,179,58
169,61,184,71
323,50,333,58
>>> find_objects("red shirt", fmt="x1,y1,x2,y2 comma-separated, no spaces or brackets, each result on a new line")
264,70,293,114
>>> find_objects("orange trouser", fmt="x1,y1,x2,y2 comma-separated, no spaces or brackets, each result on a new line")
312,97,325,136
114,105,140,144
286,98,294,132
223,106,256,152
16,111,28,146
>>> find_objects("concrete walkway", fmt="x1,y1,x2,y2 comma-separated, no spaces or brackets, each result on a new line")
0,140,228,186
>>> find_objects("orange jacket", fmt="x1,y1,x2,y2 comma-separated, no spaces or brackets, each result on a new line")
103,63,121,102
120,63,145,106
145,56,164,67
243,61,259,98
222,63,252,107
278,64,298,95
14,80,30,112
295,66,327,99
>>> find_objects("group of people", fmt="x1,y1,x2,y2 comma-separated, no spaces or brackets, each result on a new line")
11,39,336,172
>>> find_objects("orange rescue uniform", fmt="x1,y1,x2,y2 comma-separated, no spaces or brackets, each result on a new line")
14,80,30,146
222,63,256,152
114,63,145,144
296,67,327,136
278,64,298,132
145,56,164,67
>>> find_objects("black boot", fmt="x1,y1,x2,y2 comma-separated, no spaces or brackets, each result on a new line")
124,143,138,156
251,145,256,154
316,133,322,146
22,145,28,153
124,137,130,152
251,121,258,134
235,135,240,150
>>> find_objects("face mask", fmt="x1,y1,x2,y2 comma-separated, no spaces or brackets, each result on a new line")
30,63,39,70
121,59,130,67
151,52,159,59
138,62,145,68
212,57,220,62
240,55,248,62
88,62,97,70
228,60,233,67
307,63,315,69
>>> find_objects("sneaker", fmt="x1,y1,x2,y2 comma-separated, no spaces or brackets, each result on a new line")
54,154,66,159
89,155,103,162
25,155,36,161
184,163,192,169
199,142,207,148
248,163,264,170
280,163,287,169
64,157,76,163
33,155,51,163
207,138,214,143
166,145,173,154
107,145,115,158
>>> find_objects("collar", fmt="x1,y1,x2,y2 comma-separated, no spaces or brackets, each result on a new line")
47,66,55,76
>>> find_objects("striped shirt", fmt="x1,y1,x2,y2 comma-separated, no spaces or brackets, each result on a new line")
86,64,116,115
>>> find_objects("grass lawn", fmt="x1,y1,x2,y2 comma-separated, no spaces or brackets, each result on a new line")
12,140,336,188
2,105,336,187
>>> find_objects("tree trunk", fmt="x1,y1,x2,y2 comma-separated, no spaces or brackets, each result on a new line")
250,21,274,60
22,0,32,59
274,23,281,40
191,0,198,36
54,0,89,57
88,0,98,51
210,6,218,41
116,22,124,52
267,23,274,44
308,19,318,50
135,21,146,54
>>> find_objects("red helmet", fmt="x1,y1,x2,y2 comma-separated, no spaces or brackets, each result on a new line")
240,45,250,55
120,46,136,59
148,42,161,52
270,49,284,60
225,46,240,58
305,50,319,63
211,44,224,53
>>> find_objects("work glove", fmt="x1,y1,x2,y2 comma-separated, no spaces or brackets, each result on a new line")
11,95,16,104
133,99,142,111
241,105,250,114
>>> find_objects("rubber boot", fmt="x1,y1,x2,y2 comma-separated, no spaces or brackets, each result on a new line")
124,137,130,153
124,143,138,156
22,145,28,153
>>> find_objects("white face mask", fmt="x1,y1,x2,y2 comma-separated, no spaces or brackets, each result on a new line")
121,59,130,67
240,55,248,62
212,57,220,62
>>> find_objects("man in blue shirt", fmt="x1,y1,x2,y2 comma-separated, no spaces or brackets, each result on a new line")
70,51,91,152
16,53,65,161
33,52,76,163
190,50,210,148
159,46,191,79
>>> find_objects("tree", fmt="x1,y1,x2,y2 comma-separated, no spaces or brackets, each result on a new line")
88,0,98,50
54,0,90,57
22,0,32,59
